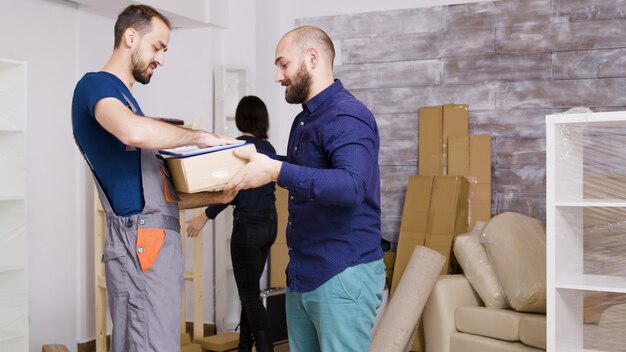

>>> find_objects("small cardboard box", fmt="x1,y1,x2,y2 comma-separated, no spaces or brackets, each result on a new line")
418,104,469,176
270,242,289,288
442,104,469,139
275,186,289,244
418,106,444,175
164,143,256,193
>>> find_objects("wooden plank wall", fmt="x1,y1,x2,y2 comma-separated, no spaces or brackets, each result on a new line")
296,0,626,242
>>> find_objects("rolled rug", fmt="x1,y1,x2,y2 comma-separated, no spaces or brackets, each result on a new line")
370,246,445,352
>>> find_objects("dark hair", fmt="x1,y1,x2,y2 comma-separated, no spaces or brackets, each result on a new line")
235,96,270,140
114,5,171,48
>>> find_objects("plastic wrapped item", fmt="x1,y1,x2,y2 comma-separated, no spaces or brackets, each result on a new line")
481,212,546,313
453,222,508,308
547,111,626,351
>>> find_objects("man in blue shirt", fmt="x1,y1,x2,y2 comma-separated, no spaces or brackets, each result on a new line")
225,25,385,351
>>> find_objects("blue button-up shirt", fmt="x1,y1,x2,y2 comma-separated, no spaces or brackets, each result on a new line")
277,79,383,292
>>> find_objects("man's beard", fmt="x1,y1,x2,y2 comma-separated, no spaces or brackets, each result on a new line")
284,62,311,104
131,49,153,85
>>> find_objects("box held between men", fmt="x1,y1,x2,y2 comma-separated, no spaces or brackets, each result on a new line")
160,142,256,193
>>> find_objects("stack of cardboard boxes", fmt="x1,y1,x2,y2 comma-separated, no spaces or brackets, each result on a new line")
391,104,492,351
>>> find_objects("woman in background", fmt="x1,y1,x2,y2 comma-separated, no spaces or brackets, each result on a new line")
186,96,277,352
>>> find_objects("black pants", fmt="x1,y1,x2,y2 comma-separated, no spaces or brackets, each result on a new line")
231,207,278,345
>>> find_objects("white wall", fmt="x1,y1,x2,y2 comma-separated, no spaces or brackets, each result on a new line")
0,0,81,350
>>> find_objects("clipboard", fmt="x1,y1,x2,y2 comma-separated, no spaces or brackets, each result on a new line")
159,141,247,158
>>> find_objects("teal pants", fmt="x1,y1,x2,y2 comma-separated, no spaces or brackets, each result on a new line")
286,259,385,352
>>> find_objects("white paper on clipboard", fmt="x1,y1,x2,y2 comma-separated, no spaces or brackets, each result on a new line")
159,141,246,158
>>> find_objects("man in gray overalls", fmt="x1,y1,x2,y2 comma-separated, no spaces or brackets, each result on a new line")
71,5,237,351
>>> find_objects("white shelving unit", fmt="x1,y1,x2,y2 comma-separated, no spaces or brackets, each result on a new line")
547,111,626,351
0,58,27,351
213,66,248,332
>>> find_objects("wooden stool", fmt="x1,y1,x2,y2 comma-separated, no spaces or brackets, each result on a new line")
181,343,203,352
196,332,240,351
41,345,70,352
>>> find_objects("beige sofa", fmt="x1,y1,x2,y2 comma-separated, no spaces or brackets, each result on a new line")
423,274,546,352
422,212,547,352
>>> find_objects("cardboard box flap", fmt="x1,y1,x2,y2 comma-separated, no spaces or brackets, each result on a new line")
443,104,468,138
448,135,470,176
400,176,434,234
427,176,469,235
418,106,444,175
469,135,492,184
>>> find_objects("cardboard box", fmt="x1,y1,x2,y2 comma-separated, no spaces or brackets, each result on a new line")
270,242,289,288
445,134,492,228
196,332,239,351
180,343,202,352
447,135,470,176
390,236,425,296
400,176,434,234
418,106,444,175
275,186,289,244
469,182,491,229
383,250,396,288
164,143,256,193
442,104,469,139
419,104,469,176
427,176,469,236
409,323,425,351
469,135,491,184
425,234,454,275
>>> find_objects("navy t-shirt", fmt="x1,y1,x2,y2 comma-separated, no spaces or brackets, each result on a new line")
72,71,145,216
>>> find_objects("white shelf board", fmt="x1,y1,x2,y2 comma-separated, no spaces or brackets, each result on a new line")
547,111,626,125
555,274,626,293
555,200,626,207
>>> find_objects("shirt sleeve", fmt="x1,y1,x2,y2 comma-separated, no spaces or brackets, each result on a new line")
76,74,125,119
267,153,286,161
277,113,377,208
205,204,229,219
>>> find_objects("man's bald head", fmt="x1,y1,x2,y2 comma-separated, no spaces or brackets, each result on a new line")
283,26,335,67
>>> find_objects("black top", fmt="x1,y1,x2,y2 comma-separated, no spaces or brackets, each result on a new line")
205,135,277,219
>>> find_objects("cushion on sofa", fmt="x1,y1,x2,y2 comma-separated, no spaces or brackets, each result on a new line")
519,314,546,349
482,212,546,313
455,306,528,341
454,222,509,308
423,275,482,352
450,332,545,352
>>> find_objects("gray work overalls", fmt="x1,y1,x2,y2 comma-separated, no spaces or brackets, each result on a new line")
94,147,184,352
